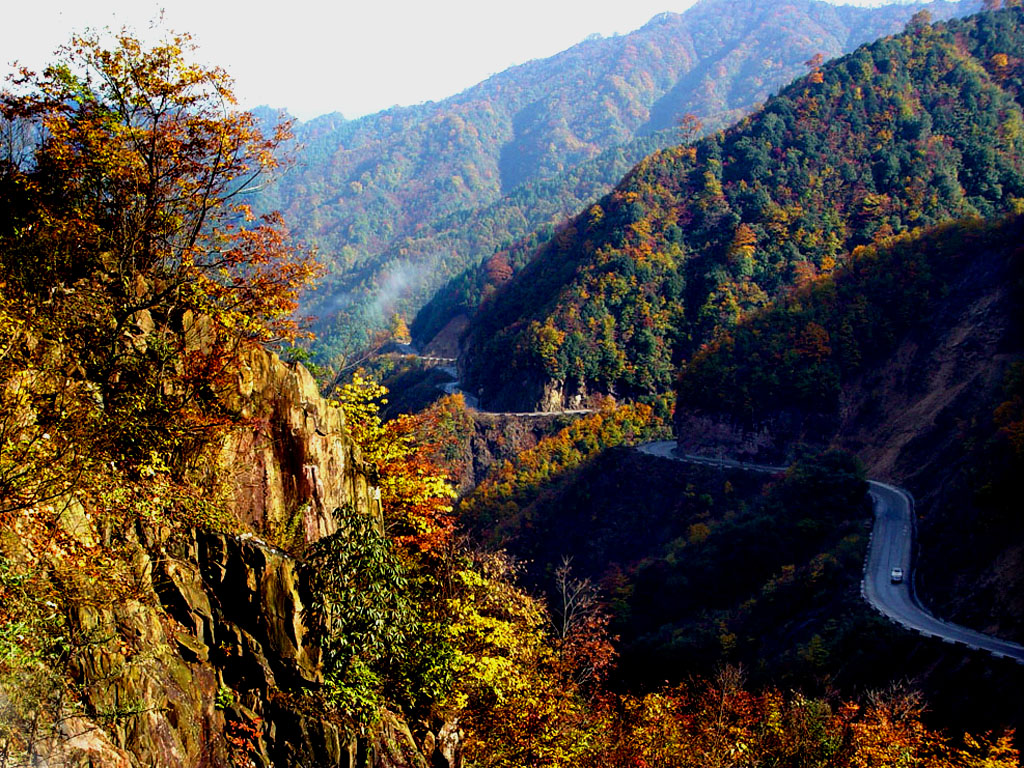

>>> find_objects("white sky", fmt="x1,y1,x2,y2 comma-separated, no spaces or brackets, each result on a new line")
0,0,709,122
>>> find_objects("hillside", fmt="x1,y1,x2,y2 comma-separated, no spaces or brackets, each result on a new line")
675,214,1024,641
255,0,977,361
4,23,1024,768
460,7,1024,412
445,214,1024,736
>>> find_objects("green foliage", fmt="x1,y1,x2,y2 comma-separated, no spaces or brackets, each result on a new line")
214,684,236,711
0,553,71,762
463,8,1024,407
260,0,968,362
303,504,449,721
678,215,1024,425
483,445,871,690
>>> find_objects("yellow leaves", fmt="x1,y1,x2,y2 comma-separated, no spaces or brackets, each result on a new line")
334,370,388,456
333,373,457,554
446,555,549,704
702,168,724,198
999,112,1024,143
7,27,316,344
529,320,566,376
957,730,1020,767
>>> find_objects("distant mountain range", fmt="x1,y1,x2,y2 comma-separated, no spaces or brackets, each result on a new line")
253,0,978,363
458,6,1024,412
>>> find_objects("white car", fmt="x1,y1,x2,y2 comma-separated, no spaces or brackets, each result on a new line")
890,567,904,584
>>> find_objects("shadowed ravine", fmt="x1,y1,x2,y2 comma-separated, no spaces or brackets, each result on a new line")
637,440,1024,665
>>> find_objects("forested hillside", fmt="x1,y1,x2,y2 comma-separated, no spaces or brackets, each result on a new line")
5,17,1024,768
256,0,976,362
460,7,1024,411
674,213,1024,641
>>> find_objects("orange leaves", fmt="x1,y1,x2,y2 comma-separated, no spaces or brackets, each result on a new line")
805,52,826,70
796,322,833,363
592,679,1019,768
190,210,323,342
333,373,456,558
484,253,513,286
3,28,313,343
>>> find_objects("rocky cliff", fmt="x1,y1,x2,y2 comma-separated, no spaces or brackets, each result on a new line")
208,328,380,548
12,339,436,768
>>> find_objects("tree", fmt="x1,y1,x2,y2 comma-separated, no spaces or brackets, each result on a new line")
0,29,323,477
0,28,320,344
332,371,456,555
303,503,422,721
678,113,704,143
388,313,412,344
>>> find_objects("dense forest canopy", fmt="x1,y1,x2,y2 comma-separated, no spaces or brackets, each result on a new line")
254,0,978,364
461,7,1024,410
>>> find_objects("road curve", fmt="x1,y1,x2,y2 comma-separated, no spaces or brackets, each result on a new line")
434,365,596,417
637,440,1024,664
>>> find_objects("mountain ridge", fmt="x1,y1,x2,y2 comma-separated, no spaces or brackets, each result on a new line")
458,6,1024,412
252,0,979,361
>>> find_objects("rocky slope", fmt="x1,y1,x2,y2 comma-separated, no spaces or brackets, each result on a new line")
8,339,441,768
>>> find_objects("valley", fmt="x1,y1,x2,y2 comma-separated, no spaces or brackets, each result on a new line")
640,441,1024,663
2,2,1024,766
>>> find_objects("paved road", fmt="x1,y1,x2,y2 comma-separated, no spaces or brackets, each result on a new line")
637,440,1024,664
433,364,596,417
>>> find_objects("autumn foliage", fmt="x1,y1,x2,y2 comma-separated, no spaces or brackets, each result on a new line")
460,402,659,536
0,29,320,343
0,30,320,759
462,8,1024,407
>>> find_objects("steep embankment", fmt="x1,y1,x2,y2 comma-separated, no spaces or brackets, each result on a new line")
0,328,433,767
460,8,1024,412
259,0,976,359
674,214,1024,644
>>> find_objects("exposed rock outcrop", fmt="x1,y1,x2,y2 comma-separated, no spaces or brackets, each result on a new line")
27,340,431,768
185,318,380,549
474,366,593,413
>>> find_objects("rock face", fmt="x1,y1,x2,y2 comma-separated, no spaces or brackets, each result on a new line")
674,409,838,465
62,529,430,768
475,366,593,413
43,341,430,768
196,322,380,549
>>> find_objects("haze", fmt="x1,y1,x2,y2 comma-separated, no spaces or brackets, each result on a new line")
1,0,709,121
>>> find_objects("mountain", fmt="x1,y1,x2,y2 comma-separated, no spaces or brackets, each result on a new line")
459,6,1024,412
675,213,1024,640
255,0,978,362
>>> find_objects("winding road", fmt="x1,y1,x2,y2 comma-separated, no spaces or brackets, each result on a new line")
434,364,596,417
415,351,1024,662
637,440,1024,665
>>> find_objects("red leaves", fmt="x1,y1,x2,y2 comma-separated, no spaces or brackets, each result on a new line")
4,29,318,343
